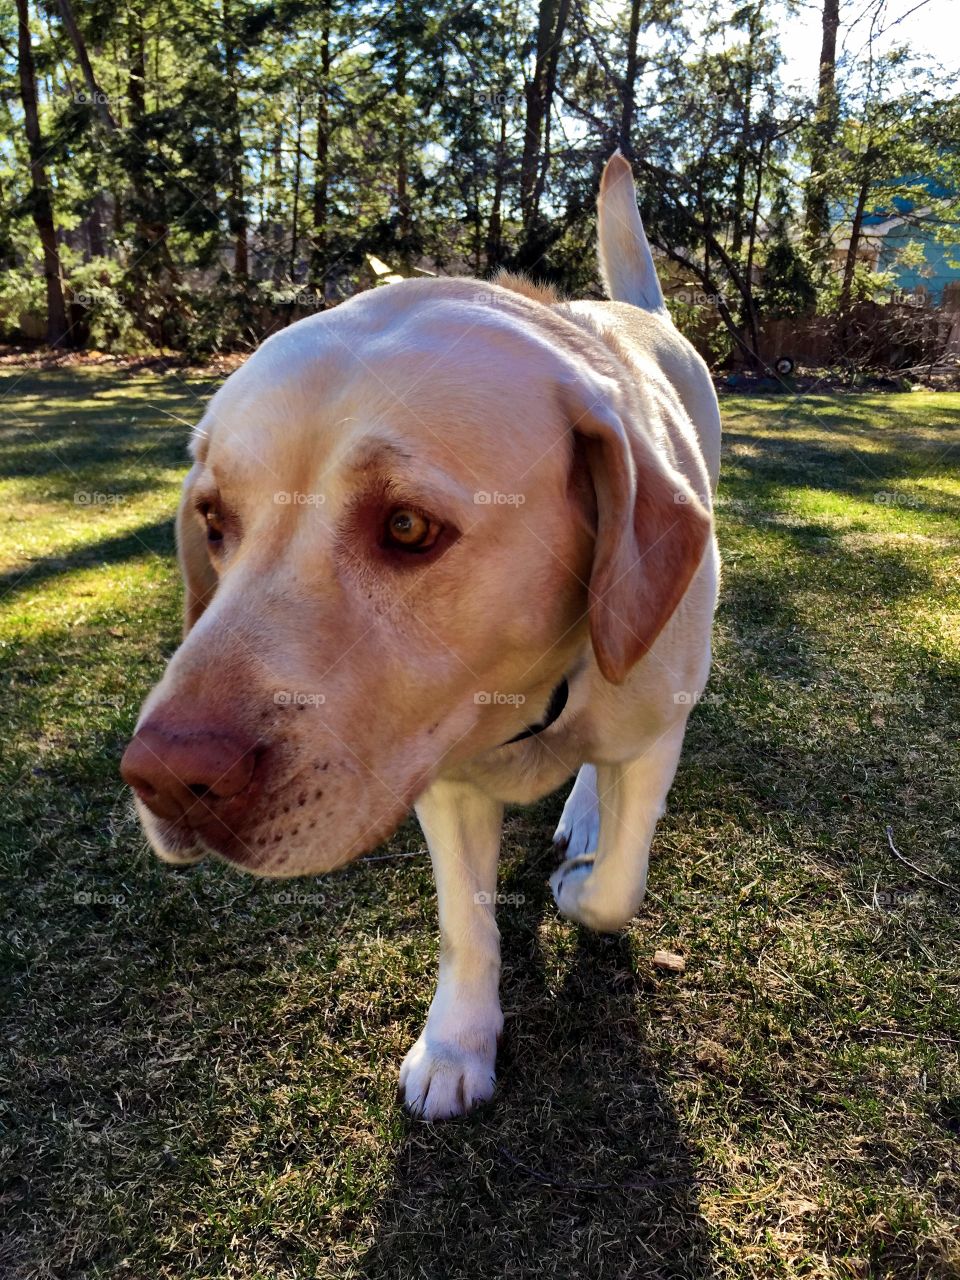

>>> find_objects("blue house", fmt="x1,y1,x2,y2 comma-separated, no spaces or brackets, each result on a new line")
833,177,960,308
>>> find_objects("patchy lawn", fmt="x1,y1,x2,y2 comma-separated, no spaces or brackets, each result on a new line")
1,372,958,1280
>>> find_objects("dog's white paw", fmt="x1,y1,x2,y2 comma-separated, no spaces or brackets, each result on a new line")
552,764,599,857
550,855,633,932
399,1033,498,1120
550,854,597,922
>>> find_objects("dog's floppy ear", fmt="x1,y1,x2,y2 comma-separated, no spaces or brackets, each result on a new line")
567,386,711,684
176,463,218,637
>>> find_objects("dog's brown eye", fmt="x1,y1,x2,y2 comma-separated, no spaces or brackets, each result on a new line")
384,507,440,552
197,501,224,546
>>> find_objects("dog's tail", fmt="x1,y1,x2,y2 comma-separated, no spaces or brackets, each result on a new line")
597,151,666,314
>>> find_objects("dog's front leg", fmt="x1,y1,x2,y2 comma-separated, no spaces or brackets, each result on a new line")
399,779,503,1120
550,722,688,932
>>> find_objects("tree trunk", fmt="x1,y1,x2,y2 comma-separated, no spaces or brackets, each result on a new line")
55,0,118,129
742,133,767,365
618,0,642,158
290,94,303,279
805,0,841,249
310,4,331,292
86,193,106,257
529,0,570,222
394,0,411,264
127,3,145,124
519,0,569,230
731,5,761,258
16,0,68,346
223,0,248,279
485,106,507,269
838,173,869,316
270,118,283,283
745,136,766,291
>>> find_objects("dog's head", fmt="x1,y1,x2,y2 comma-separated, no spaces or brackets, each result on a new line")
121,280,709,876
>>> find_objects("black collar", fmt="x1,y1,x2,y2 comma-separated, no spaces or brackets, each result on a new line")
501,677,569,746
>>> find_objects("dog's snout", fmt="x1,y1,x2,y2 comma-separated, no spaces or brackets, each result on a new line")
121,722,259,822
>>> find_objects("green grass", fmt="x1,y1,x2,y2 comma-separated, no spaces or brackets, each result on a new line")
1,371,959,1280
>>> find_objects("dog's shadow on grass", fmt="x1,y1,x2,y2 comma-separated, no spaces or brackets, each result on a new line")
359,837,718,1279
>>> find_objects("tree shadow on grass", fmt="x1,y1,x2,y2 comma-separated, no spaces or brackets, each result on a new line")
714,502,937,694
358,837,718,1280
721,428,960,507
0,517,175,604
0,427,189,490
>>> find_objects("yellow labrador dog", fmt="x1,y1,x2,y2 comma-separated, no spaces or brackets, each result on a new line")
122,152,721,1120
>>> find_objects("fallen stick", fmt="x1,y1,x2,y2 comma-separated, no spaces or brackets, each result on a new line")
885,826,956,893
857,1026,960,1048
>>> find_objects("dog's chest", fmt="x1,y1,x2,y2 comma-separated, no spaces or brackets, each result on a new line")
448,717,589,805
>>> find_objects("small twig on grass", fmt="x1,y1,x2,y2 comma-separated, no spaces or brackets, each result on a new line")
857,1026,960,1048
885,825,956,893
359,849,426,863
